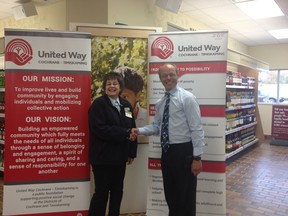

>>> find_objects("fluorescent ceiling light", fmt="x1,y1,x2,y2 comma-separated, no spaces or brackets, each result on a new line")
268,29,288,39
235,0,284,19
232,0,253,3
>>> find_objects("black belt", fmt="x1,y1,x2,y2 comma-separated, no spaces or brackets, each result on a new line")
169,141,192,146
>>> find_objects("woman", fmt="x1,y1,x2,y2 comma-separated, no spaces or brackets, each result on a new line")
88,72,137,216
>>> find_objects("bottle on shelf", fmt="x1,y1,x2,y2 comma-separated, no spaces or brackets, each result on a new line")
0,93,5,113
0,120,4,140
0,144,4,168
0,70,4,88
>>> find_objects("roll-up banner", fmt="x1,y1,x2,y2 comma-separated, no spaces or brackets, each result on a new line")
3,29,91,216
271,105,288,146
147,31,228,216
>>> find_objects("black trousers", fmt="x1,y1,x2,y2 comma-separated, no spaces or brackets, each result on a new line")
161,142,197,216
88,164,126,216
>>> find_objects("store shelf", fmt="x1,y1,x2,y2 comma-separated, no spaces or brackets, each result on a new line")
0,113,4,118
224,50,267,161
226,104,256,111
226,85,255,89
225,138,259,160
225,121,257,135
0,140,4,145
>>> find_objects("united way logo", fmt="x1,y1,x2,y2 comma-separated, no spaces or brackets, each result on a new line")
151,36,174,59
6,38,33,66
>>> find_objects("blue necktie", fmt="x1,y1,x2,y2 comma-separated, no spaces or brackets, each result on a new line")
161,92,170,152
114,100,120,112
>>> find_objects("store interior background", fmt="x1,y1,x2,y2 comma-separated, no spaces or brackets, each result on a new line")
0,0,288,214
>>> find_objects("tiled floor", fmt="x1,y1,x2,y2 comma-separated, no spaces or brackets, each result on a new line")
225,139,288,216
1,139,288,216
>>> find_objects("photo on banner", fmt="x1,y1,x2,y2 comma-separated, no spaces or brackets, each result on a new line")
76,24,161,144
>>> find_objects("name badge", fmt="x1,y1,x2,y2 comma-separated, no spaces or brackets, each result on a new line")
124,107,132,118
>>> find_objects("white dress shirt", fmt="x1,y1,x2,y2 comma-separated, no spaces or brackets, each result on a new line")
138,85,205,156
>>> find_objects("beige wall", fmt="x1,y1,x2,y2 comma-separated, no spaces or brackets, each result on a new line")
108,0,153,26
67,0,108,28
257,104,273,136
107,0,248,53
0,0,249,53
249,44,288,69
0,0,67,37
248,44,288,136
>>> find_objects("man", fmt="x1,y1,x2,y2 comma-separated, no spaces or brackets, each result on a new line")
132,63,205,216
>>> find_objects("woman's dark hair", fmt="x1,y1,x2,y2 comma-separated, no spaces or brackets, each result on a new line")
102,72,125,91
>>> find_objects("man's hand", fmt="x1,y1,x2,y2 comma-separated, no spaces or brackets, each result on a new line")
131,128,139,135
127,157,134,165
191,160,202,176
128,128,139,141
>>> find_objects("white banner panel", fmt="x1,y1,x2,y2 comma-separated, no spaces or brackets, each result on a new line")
4,29,91,216
147,30,228,215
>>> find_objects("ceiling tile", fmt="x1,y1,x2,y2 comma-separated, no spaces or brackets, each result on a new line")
182,10,221,25
183,0,232,9
0,0,287,46
179,1,197,12
257,16,288,30
225,20,264,33
200,4,249,23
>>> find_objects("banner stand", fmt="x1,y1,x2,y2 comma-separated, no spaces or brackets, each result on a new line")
271,105,288,146
147,30,228,216
270,138,288,146
4,28,91,216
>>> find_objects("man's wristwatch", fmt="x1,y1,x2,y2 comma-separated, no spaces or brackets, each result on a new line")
193,155,202,161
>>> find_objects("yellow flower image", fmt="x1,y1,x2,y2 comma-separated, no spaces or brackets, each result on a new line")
91,36,148,111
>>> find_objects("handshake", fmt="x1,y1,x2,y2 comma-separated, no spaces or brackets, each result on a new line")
128,128,139,141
